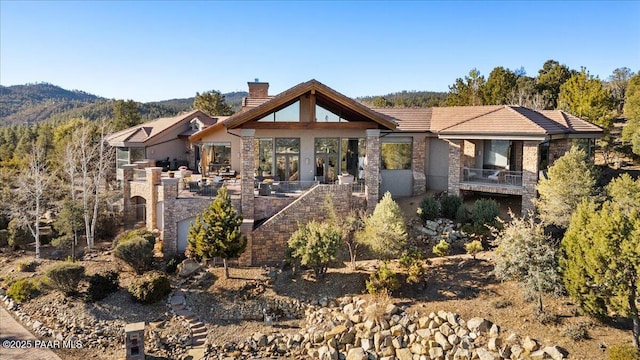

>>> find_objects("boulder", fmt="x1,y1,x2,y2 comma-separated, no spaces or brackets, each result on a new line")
476,348,500,360
346,347,368,360
543,346,569,360
522,336,539,352
177,258,201,277
434,332,452,350
395,347,413,360
325,325,348,341
428,347,444,360
466,317,493,333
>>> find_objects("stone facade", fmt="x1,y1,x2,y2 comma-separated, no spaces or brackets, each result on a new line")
521,141,539,214
122,163,162,228
462,140,476,168
549,138,572,165
447,140,463,197
240,129,256,220
365,129,381,212
412,136,426,196
251,184,358,265
254,196,295,220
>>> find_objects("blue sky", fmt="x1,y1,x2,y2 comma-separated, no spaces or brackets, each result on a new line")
1,1,639,102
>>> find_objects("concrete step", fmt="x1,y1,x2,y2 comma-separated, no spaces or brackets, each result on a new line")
191,327,207,335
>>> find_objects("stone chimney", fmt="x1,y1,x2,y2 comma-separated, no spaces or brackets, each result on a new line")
247,79,269,98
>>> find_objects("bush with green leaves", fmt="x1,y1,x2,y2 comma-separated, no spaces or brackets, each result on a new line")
440,195,462,220
366,263,399,295
7,278,39,303
464,240,483,259
417,196,439,222
0,229,8,248
16,261,38,272
128,272,171,304
87,271,119,302
399,250,426,285
288,220,342,278
471,198,500,234
432,239,451,257
113,228,156,249
113,237,154,274
608,343,639,360
46,262,85,294
455,206,468,224
563,322,590,341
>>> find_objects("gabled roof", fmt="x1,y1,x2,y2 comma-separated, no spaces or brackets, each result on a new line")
106,109,216,146
373,108,433,132
189,116,232,142
221,79,397,130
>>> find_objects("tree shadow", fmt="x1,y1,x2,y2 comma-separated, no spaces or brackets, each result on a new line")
272,269,369,301
395,258,498,301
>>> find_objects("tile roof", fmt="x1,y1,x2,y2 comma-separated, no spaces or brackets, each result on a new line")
106,109,217,145
373,108,432,132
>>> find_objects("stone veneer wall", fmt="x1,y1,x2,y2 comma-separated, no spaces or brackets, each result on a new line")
240,129,255,220
412,136,426,196
250,184,357,265
447,140,463,197
160,181,242,255
462,140,476,168
254,196,295,220
549,138,572,166
521,141,539,214
365,130,381,212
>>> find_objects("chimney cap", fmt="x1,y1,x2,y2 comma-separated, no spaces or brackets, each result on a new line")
254,78,259,82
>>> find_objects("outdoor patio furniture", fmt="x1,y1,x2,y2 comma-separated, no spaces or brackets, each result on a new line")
187,181,200,193
338,174,354,185
488,170,501,182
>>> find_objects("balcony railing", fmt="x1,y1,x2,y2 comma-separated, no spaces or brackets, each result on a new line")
462,167,522,187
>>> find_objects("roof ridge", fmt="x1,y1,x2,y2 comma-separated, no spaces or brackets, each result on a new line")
438,106,505,132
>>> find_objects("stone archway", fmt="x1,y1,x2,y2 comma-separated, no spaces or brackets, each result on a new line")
130,196,146,224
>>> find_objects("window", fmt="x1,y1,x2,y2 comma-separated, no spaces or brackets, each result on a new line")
254,138,273,175
381,138,412,170
315,103,349,122
116,147,145,170
483,140,509,169
257,101,300,122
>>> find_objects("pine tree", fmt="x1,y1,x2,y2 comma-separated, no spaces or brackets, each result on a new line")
558,68,614,131
493,211,562,314
287,220,342,278
622,73,640,156
193,90,233,116
535,146,597,229
186,186,246,278
561,199,640,348
357,192,407,260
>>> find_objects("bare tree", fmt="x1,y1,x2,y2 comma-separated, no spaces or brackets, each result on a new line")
13,144,52,259
71,119,113,250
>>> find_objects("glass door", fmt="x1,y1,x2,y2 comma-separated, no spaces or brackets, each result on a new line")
276,155,299,181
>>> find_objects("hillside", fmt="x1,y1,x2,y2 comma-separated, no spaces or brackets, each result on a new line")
0,82,444,127
0,83,248,127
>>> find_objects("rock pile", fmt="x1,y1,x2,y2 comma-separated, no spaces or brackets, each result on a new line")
412,219,470,249
203,296,569,359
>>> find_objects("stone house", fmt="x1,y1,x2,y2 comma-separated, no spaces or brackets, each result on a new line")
118,79,602,265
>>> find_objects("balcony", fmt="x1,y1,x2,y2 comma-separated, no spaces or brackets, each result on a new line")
462,167,523,188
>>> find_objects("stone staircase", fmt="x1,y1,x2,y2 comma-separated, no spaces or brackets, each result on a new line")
168,269,209,359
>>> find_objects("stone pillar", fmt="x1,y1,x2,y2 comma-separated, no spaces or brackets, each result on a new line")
549,138,572,166
145,167,162,230
521,141,539,215
122,165,137,226
365,129,381,212
412,136,426,196
239,129,255,266
447,140,463,197
160,178,179,255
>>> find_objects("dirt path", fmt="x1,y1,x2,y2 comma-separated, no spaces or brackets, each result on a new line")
0,305,62,360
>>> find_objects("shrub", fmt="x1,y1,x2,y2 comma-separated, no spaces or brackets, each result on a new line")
113,228,156,249
366,263,399,295
399,250,426,285
16,261,37,272
471,198,500,234
608,344,639,360
440,195,462,220
87,271,119,302
417,196,439,222
46,263,85,294
7,278,39,303
8,219,28,250
128,272,171,304
537,310,559,325
113,237,154,274
165,254,186,274
288,220,342,278
464,240,483,259
492,299,512,309
455,206,468,224
432,239,451,257
358,192,407,260
0,229,8,248
564,322,590,341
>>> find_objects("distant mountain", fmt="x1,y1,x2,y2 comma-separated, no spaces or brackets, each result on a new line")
0,82,444,127
0,83,248,127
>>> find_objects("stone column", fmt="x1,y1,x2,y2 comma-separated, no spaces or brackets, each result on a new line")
239,129,255,266
412,136,426,196
160,178,179,255
145,167,162,230
122,165,137,226
365,129,381,212
447,140,463,197
521,141,539,215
